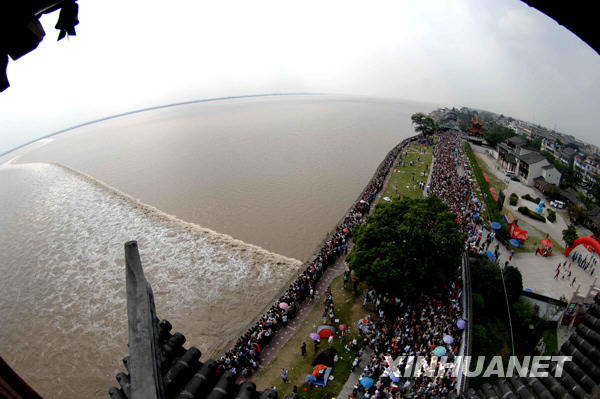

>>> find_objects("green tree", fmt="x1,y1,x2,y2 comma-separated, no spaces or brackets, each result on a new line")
483,122,515,147
411,112,437,138
473,324,493,355
562,224,579,247
470,258,523,314
589,180,600,205
568,202,586,223
473,293,486,316
529,137,542,150
503,266,523,304
347,196,464,296
545,184,560,200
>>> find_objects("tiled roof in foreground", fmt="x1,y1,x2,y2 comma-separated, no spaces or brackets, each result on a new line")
108,241,276,399
449,296,600,399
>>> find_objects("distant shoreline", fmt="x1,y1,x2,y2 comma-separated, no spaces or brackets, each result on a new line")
0,92,324,159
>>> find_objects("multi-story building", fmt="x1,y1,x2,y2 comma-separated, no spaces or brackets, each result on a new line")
497,137,561,187
517,152,561,186
574,154,600,187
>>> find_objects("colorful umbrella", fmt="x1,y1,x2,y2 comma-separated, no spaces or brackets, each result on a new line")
510,239,520,247
433,346,446,357
360,377,374,388
541,239,555,247
457,319,466,330
491,222,502,230
279,302,289,310
443,335,454,344
487,251,496,262
317,325,336,338
310,333,320,341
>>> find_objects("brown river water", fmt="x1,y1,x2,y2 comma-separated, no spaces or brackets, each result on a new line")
0,95,434,398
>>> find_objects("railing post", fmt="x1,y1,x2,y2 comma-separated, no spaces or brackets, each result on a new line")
124,240,165,399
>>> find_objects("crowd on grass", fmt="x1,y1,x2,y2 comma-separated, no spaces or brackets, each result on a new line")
350,133,490,399
215,136,418,378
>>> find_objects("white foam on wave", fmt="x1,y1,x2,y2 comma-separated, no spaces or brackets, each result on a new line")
1,137,55,166
0,162,302,398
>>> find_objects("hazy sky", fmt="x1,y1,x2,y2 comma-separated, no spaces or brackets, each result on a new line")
1,0,599,154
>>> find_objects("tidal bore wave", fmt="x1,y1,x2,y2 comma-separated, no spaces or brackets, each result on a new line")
0,161,302,399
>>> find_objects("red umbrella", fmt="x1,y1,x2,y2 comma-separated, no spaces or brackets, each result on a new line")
343,228,350,234
541,239,555,247
318,329,334,338
279,302,289,310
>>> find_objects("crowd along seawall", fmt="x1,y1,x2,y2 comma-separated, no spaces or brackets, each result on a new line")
216,133,421,360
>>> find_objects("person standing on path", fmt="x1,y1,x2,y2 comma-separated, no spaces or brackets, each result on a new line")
281,368,288,383
301,342,307,356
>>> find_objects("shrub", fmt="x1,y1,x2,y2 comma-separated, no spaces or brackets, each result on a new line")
518,206,546,222
464,143,503,225
562,224,578,247
509,193,518,206
521,194,542,204
547,209,556,223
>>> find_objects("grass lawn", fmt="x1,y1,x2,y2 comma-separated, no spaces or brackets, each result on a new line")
253,275,368,399
473,153,507,193
381,142,433,200
541,326,558,355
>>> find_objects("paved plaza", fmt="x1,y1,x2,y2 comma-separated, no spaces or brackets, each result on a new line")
468,145,599,301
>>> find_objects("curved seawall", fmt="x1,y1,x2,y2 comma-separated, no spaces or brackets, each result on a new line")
217,133,421,361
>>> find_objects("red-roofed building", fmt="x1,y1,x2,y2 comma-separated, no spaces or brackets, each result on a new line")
467,118,485,136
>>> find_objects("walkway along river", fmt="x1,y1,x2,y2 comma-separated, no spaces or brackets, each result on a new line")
212,134,421,379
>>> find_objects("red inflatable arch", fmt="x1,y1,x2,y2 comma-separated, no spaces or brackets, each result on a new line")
564,235,600,257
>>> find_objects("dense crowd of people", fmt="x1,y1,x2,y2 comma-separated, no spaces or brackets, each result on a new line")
216,131,486,399
350,133,488,398
215,136,418,378
354,284,464,398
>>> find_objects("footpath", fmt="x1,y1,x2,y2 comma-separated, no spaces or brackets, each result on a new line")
249,151,398,376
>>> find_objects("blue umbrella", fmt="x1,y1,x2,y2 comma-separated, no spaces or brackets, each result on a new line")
474,213,480,219
433,346,446,357
457,319,466,330
510,239,520,247
491,222,502,230
360,377,374,388
472,198,479,203
389,372,401,383
305,374,316,384
443,335,454,344
487,251,496,262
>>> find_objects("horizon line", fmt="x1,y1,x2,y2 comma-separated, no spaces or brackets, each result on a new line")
0,92,326,158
